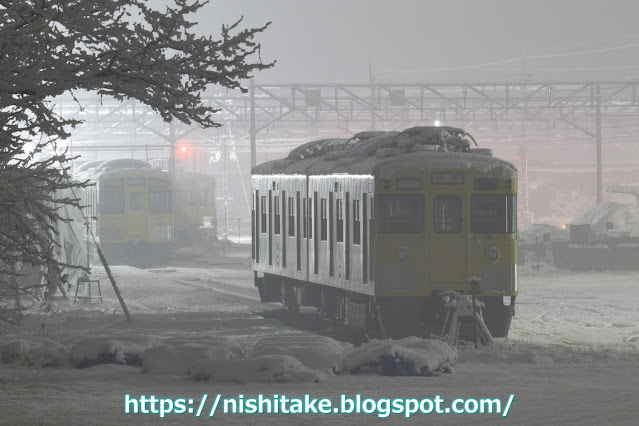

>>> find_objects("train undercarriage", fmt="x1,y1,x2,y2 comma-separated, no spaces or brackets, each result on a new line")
256,273,515,340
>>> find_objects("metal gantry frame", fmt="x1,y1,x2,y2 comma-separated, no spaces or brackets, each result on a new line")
59,80,639,206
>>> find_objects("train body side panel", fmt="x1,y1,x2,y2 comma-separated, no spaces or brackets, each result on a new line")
307,175,374,296
252,175,307,283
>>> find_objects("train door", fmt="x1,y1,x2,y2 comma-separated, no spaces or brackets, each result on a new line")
429,193,466,284
126,176,147,242
252,189,259,263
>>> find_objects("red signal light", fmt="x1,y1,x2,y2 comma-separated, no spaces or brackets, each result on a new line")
176,143,190,158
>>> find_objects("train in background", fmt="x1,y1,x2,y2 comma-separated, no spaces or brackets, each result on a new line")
251,126,518,339
173,172,217,244
79,160,217,265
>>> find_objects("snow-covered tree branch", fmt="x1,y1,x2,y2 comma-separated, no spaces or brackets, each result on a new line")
0,0,274,328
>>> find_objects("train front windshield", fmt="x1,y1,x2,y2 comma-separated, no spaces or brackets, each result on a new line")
376,195,424,233
470,195,517,234
148,191,171,213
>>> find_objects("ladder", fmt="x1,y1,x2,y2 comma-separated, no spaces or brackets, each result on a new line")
73,276,103,304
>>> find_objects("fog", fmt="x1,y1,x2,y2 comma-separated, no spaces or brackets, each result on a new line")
4,2,639,424
182,0,639,83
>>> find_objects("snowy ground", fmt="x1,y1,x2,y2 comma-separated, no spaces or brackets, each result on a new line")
1,249,638,425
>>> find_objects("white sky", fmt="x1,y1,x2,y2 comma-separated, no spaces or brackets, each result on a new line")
151,0,639,83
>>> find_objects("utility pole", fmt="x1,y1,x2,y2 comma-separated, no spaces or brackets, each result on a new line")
221,140,229,240
168,121,176,177
249,78,257,170
596,84,603,204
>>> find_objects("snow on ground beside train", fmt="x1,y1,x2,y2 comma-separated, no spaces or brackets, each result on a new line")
1,257,639,424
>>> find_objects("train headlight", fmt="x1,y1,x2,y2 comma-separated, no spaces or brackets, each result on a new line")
396,246,409,262
485,247,500,263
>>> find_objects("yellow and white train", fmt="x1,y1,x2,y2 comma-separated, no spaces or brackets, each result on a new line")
80,162,217,266
82,167,174,264
251,126,517,339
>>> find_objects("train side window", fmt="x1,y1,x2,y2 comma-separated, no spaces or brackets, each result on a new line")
260,196,267,233
303,198,307,238
353,199,361,245
310,195,315,240
288,197,295,237
433,196,462,233
376,195,424,233
129,192,144,211
313,192,319,275
320,198,327,241
336,199,344,243
274,196,281,235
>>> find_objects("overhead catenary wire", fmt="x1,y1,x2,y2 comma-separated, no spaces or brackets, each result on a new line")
383,40,639,74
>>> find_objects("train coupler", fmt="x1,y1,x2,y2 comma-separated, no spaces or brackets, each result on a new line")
436,291,494,348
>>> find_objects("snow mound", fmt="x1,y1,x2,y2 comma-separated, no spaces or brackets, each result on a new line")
0,340,69,367
251,334,347,374
343,337,457,376
70,336,159,368
162,336,244,357
140,344,235,375
189,355,325,384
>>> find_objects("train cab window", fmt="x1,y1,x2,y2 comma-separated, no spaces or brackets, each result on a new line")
148,177,170,189
127,177,146,186
471,195,517,233
320,198,328,241
353,199,361,245
376,195,424,234
99,190,125,214
148,191,171,213
198,190,209,206
274,196,281,235
260,196,267,233
433,196,462,233
102,178,124,189
183,191,195,205
129,192,144,211
288,197,295,237
336,199,344,243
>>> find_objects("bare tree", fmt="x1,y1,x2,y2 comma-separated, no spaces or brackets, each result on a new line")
0,0,273,329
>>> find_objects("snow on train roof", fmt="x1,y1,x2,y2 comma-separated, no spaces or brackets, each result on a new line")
253,127,516,179
83,166,168,183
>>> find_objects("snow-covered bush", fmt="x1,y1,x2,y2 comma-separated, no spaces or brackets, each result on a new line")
251,334,347,374
140,344,236,375
69,336,159,368
343,337,457,376
0,339,69,367
189,355,325,384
